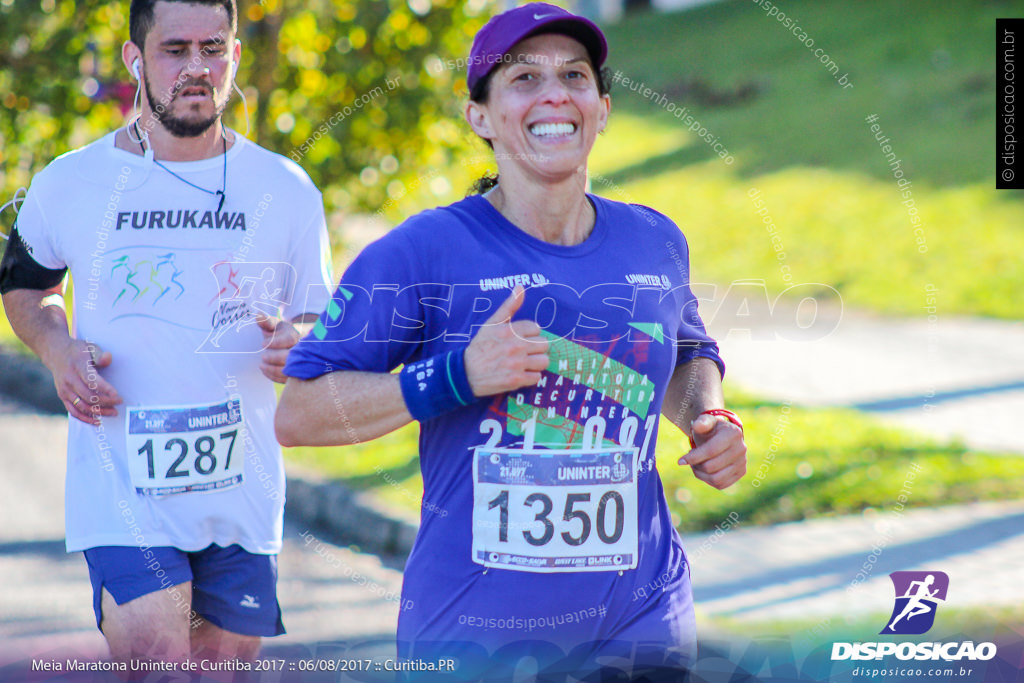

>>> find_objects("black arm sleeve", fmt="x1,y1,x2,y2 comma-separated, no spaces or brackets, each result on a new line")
0,226,68,295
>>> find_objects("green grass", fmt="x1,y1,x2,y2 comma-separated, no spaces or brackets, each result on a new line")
0,305,20,348
601,0,1001,187
577,0,1024,319
284,388,1024,533
369,0,1024,319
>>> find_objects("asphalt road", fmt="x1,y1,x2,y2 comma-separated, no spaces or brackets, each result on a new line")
705,296,1024,455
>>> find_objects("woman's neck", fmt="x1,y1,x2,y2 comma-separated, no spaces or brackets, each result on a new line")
485,165,594,246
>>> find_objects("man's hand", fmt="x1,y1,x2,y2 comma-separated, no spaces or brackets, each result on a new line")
679,413,747,490
465,286,549,397
256,314,302,384
46,340,122,426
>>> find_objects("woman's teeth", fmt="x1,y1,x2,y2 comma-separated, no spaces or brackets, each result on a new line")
529,122,576,137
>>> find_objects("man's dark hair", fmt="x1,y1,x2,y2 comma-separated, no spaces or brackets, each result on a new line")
130,0,237,49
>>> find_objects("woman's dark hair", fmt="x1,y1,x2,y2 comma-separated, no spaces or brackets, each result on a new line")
467,57,613,195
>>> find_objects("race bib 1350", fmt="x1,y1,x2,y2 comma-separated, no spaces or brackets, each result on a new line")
472,446,639,573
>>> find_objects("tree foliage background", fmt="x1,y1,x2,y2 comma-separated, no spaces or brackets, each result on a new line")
0,0,496,219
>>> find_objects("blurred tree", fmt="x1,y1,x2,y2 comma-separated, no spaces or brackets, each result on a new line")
0,0,494,218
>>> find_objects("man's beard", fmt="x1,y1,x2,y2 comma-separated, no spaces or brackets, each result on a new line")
144,78,229,138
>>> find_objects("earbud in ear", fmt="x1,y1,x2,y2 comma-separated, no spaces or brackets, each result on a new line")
132,59,141,80
230,58,237,80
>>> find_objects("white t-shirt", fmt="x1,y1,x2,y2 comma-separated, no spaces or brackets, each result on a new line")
15,129,332,554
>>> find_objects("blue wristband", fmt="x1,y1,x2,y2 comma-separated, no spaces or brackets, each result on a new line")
399,349,477,421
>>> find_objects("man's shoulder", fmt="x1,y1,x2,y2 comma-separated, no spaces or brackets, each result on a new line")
235,136,321,197
31,132,118,188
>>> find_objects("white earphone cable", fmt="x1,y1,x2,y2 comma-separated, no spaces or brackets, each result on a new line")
0,187,27,241
232,71,250,138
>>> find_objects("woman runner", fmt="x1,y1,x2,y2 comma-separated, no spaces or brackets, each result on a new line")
277,4,747,679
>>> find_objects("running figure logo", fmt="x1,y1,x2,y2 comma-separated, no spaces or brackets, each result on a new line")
197,261,293,352
880,571,949,635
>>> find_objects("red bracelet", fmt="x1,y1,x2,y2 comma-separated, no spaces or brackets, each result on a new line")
688,408,744,449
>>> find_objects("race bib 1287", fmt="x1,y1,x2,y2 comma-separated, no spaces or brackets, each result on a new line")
125,398,244,496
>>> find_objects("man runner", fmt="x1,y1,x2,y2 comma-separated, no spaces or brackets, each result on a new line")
0,0,332,663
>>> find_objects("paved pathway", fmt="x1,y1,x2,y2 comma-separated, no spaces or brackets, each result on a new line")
2,391,1022,661
704,296,1024,454
682,500,1024,624
694,295,1024,622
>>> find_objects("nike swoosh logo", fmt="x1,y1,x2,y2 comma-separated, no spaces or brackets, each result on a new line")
533,13,556,20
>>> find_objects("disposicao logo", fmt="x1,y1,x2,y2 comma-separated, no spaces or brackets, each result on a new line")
881,570,948,635
831,570,997,663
